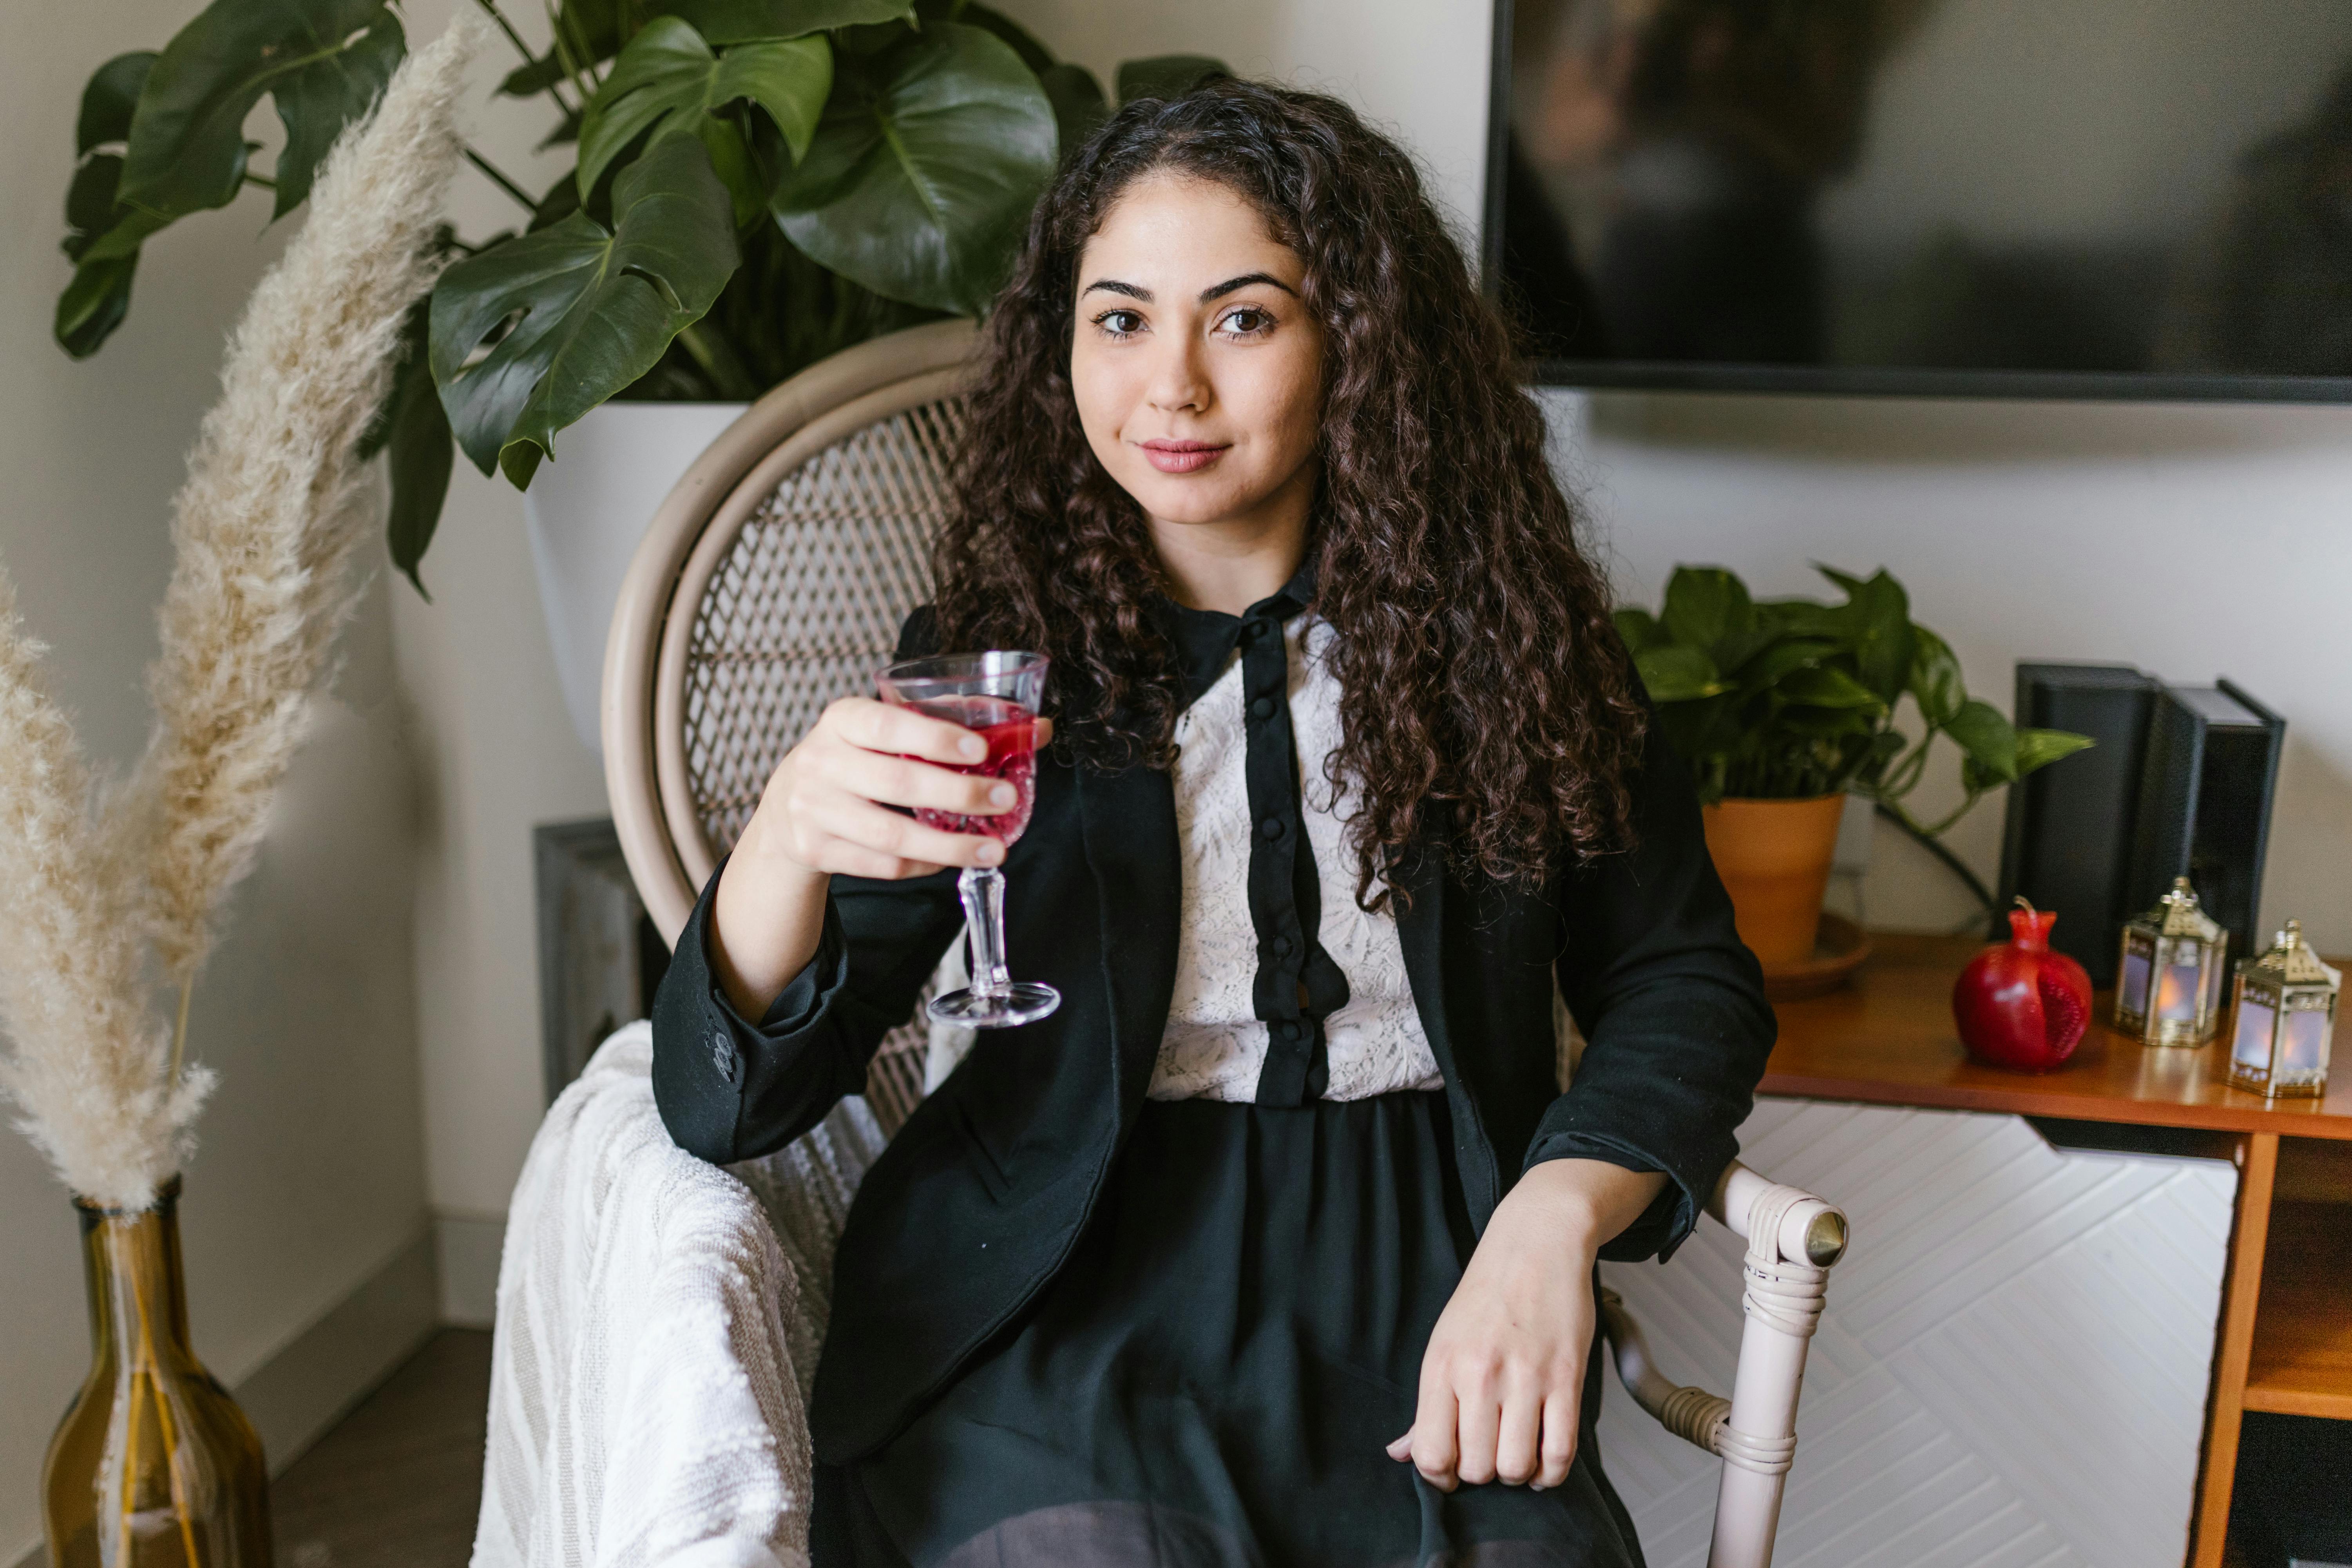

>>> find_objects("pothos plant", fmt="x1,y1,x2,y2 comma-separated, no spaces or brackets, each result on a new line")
1616,565,2093,856
58,0,1220,592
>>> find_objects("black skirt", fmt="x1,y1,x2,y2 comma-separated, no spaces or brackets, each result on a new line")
815,1094,1646,1568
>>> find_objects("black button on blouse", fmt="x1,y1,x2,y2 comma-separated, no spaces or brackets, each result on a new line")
1155,560,1353,1107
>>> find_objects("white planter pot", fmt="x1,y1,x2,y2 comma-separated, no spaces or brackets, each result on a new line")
521,400,751,755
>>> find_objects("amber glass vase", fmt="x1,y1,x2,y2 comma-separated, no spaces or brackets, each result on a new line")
43,1177,272,1567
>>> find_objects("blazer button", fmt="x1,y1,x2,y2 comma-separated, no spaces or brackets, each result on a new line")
710,1028,741,1086
1260,817,1284,840
1249,697,1275,721
1271,934,1293,956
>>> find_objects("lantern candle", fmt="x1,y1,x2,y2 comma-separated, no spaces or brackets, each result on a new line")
2156,959,2204,1022
2115,879,2227,1047
2281,1006,2331,1073
2224,920,2340,1099
2231,999,2276,1075
2119,947,2152,1016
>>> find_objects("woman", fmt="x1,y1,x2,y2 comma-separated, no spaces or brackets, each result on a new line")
652,79,1773,1568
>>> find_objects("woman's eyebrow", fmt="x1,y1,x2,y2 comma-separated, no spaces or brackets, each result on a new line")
1081,279,1152,301
1200,272,1296,301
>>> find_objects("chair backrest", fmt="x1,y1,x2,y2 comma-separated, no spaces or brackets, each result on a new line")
605,317,981,1127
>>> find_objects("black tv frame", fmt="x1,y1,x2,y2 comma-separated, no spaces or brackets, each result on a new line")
1479,0,2352,404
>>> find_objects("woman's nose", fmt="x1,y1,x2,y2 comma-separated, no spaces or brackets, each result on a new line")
1144,334,1211,414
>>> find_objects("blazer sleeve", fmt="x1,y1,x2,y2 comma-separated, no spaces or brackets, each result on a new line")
650,606,964,1164
1521,715,1777,1262
650,858,963,1163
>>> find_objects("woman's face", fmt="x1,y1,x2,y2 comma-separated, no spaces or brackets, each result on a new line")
1069,172,1325,534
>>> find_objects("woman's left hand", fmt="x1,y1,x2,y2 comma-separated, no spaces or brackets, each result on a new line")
1389,1158,1666,1491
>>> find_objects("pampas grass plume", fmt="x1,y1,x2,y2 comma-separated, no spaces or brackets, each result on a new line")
125,14,483,990
0,15,482,1207
0,572,208,1208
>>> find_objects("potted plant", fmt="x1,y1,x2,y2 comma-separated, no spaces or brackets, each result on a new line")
1616,565,2093,970
57,0,1218,746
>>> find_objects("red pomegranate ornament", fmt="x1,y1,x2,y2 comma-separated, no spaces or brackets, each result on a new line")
1953,898,2094,1073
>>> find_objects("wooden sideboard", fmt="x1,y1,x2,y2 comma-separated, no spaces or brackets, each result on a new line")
1763,934,2352,1568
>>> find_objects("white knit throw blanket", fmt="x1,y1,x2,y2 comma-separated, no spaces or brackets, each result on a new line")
474,1023,886,1568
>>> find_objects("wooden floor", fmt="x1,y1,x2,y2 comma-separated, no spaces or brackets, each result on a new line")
269,1329,491,1568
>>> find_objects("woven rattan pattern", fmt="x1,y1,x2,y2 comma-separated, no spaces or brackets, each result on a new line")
682,398,965,1131
684,398,965,857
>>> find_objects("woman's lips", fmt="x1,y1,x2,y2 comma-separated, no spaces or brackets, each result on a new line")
1139,439,1229,474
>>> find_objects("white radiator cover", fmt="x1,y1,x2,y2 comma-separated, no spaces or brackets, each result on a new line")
1600,1098,2236,1568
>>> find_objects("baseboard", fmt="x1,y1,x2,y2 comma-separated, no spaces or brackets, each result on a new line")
4,1225,441,1568
434,1211,505,1328
238,1225,441,1470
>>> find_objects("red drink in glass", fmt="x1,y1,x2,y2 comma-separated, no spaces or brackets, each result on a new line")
901,694,1035,842
875,650,1059,1029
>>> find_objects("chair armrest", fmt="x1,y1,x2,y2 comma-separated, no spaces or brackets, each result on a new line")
1708,1160,1849,1269
1601,1159,1852,1568
1599,1286,1734,1453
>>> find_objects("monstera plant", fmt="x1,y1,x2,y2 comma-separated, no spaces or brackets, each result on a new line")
59,0,1220,590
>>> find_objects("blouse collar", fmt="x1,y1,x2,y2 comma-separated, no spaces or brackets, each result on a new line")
1154,555,1319,712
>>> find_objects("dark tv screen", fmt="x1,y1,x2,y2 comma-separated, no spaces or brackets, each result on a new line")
1490,0,2352,400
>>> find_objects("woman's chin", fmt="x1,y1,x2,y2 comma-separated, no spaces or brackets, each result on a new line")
1124,479,1266,529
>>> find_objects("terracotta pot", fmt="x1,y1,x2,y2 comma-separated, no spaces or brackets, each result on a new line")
1702,795,1848,969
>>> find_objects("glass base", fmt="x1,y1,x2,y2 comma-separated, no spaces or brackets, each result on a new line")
927,982,1061,1029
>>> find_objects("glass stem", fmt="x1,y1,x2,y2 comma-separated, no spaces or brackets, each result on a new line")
958,867,1012,1000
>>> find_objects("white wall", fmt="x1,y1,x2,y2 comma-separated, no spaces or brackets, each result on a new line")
0,1,429,1557
391,0,2352,1269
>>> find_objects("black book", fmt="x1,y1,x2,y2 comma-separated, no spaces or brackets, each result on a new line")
1993,664,2159,985
2123,683,2285,972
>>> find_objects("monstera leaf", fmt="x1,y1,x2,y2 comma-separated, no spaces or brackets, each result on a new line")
1038,62,1108,150
430,137,739,489
115,0,404,223
1115,54,1227,103
670,0,910,43
577,17,831,197
499,0,910,95
357,296,454,596
57,0,405,357
57,53,159,357
497,0,626,97
773,22,1056,315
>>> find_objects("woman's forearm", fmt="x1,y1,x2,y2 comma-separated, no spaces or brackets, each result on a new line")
710,830,831,1018
1505,1158,1669,1253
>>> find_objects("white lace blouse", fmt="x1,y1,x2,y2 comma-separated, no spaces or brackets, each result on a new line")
1148,617,1444,1102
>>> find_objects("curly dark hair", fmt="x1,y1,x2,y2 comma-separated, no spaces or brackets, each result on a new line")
934,78,1645,908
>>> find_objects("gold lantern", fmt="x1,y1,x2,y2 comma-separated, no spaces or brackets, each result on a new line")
2225,922,2340,1098
2115,877,2229,1046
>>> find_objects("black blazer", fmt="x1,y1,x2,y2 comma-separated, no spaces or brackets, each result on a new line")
652,616,1774,1465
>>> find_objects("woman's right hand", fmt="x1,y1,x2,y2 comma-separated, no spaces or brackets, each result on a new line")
708,697,1045,1015
744,695,1032,881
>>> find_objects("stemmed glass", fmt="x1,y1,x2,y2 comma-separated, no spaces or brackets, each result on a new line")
876,650,1061,1028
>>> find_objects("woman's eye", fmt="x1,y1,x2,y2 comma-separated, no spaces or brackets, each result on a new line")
1094,308,1145,338
1219,306,1275,336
